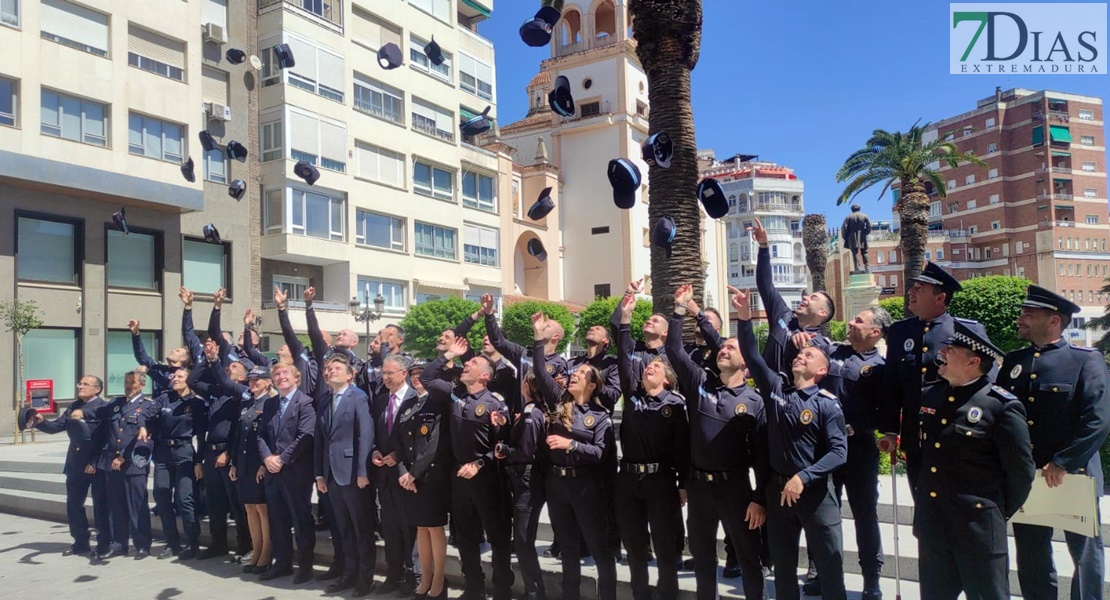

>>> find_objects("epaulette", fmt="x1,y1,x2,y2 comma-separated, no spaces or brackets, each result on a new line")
1071,345,1097,353
954,316,981,325
990,385,1018,401
818,389,837,401
490,391,505,404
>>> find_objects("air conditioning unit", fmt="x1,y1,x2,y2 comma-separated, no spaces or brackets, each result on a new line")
203,23,227,45
206,102,232,122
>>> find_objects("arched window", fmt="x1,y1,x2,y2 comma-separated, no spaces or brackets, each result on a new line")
560,10,582,45
595,0,616,39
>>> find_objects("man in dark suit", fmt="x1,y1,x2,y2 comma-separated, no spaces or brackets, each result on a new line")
371,354,420,594
315,356,376,597
258,363,317,584
97,370,155,560
32,375,111,556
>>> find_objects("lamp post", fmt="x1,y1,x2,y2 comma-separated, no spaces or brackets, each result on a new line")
350,291,386,343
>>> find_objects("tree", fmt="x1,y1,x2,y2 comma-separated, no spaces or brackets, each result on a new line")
1,299,44,436
827,321,847,342
574,296,655,353
837,122,985,312
500,300,576,354
399,297,485,359
878,296,905,321
803,214,828,294
947,275,1031,353
1086,278,1110,354
629,0,703,332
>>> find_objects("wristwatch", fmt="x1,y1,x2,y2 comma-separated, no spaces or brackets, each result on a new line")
476,458,486,469
567,440,578,453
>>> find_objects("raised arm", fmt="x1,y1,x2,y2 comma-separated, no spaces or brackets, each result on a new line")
531,314,563,411
208,288,233,367
485,305,526,367
304,287,329,366
695,312,724,352
240,308,268,367
179,287,204,366
732,286,778,405
615,293,638,402
667,284,708,399
751,220,791,332
130,319,157,369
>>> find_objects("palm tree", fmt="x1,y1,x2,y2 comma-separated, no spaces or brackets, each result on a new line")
628,0,703,331
837,123,985,310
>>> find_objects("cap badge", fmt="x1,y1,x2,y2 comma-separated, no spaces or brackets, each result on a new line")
474,404,486,417
661,405,672,418
860,365,872,377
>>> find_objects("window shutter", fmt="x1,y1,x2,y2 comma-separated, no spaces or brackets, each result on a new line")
382,149,403,187
317,48,344,93
289,110,320,155
357,142,380,181
353,8,400,49
42,0,109,54
434,105,452,133
202,0,227,30
464,225,480,248
202,66,229,104
129,25,186,69
285,35,318,82
319,120,347,164
459,53,476,78
412,100,437,123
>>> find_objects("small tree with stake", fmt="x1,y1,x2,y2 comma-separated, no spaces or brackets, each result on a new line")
1,299,44,442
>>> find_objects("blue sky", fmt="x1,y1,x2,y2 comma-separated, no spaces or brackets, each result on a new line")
480,1,1108,226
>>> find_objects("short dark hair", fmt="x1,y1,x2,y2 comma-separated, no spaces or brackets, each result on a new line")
325,354,355,375
703,307,722,325
817,291,836,325
385,323,405,338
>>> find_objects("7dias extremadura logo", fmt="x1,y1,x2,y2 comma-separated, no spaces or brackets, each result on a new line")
950,3,1106,74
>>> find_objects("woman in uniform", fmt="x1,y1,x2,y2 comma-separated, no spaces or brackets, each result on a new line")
398,360,451,600
228,367,274,573
531,313,616,600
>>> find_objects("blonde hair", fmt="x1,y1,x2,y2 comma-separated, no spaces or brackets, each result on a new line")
549,365,604,432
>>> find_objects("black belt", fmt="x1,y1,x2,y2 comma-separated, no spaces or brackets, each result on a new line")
206,442,228,452
162,439,193,448
620,461,661,474
691,467,736,483
552,465,592,478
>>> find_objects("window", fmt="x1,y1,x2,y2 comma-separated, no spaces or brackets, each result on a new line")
414,160,454,200
41,90,108,147
991,221,1000,230
128,25,186,82
936,249,944,260
944,132,955,141
1079,109,1094,120
202,0,227,30
273,275,309,300
283,34,345,102
263,188,283,232
989,194,1000,204
985,117,996,128
888,250,897,263
876,252,884,264
204,147,227,183
925,250,931,260
464,224,499,266
1088,215,1100,224
128,113,183,162
969,225,978,234
355,210,404,251
106,330,158,396
965,174,976,185
289,108,347,172
1082,162,1097,172
1016,241,1024,253
411,98,453,142
353,74,404,124
1085,188,1098,198
985,247,992,259
40,0,109,57
183,238,228,294
462,170,496,212
967,199,977,209
261,120,283,161
409,0,450,22
355,141,404,187
17,215,78,284
287,0,339,24
947,179,956,190
351,6,402,51
259,44,280,87
1,0,17,26
409,34,451,81
988,168,998,179
729,244,738,262
948,202,959,214
1081,135,1095,146
291,188,344,240
458,52,493,101
24,329,78,400
878,275,886,287
594,284,611,299
581,101,601,117
107,229,156,289
414,222,457,260
357,278,406,313
0,76,14,126
987,142,997,154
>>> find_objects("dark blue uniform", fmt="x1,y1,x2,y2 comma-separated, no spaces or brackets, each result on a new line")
665,314,767,600
485,312,569,405
421,355,514,600
276,304,319,397
146,389,204,552
914,378,1034,600
35,395,111,554
755,246,830,381
229,392,269,505
394,390,451,527
739,320,848,600
882,312,991,488
97,395,155,555
685,310,724,377
496,398,548,600
821,343,885,583
616,317,689,600
998,339,1110,600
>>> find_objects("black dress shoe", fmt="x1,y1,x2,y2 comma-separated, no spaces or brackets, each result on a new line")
292,570,313,585
325,578,356,593
352,582,374,598
96,548,125,561
802,576,822,596
135,550,149,560
179,546,199,560
158,547,180,559
376,580,401,595
681,557,695,570
258,567,293,581
63,547,90,557
317,565,344,581
198,546,228,560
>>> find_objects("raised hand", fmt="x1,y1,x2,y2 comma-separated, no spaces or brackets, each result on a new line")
128,319,140,335
481,293,496,315
531,312,547,338
729,286,752,321
178,286,194,309
273,285,287,310
445,336,469,360
748,216,768,246
626,278,644,295
213,288,226,309
674,284,693,307
243,308,254,327
619,293,636,324
303,286,316,305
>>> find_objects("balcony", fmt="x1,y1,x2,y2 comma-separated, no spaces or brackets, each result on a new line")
753,202,803,213
1037,192,1074,201
259,0,342,28
1049,110,1071,123
261,233,350,266
1036,166,1072,175
260,300,355,338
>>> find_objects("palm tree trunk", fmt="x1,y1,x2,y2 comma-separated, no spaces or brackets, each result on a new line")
898,181,930,313
802,214,828,293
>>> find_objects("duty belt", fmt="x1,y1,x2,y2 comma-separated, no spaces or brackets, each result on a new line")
162,439,193,448
206,442,228,452
620,461,661,475
691,467,733,483
552,465,592,478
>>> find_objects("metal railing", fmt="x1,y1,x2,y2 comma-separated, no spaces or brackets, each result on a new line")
262,300,348,311
259,0,342,27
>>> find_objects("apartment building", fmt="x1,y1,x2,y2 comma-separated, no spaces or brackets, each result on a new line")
0,0,255,428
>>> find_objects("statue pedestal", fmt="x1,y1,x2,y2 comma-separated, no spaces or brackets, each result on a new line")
843,273,881,322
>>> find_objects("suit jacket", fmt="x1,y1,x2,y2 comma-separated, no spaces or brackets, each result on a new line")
314,386,373,487
258,388,316,478
371,386,419,484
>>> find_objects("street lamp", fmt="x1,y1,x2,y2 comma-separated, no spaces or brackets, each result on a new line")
350,292,386,342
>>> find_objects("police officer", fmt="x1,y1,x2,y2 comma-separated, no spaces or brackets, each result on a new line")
610,279,670,381
143,367,204,559
207,287,256,369
880,261,993,490
32,375,111,557
532,313,617,600
914,321,1035,599
566,323,620,411
668,285,767,600
482,294,568,390
96,370,155,560
359,324,408,399
734,287,848,600
808,307,891,599
998,285,1110,600
229,367,276,574
273,285,320,396
421,336,513,600
129,318,193,395
615,292,689,600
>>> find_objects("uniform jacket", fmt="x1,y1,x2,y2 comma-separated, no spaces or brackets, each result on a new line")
420,356,508,466
756,246,830,382
36,396,109,477
396,392,450,483
533,344,612,469
146,389,204,465
229,393,270,477
315,385,373,486
97,395,154,476
821,343,886,435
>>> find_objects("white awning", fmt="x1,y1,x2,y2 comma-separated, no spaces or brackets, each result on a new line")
414,279,467,292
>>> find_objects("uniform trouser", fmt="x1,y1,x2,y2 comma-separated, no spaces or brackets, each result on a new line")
686,473,764,600
832,434,883,576
614,469,682,600
265,470,315,571
107,470,151,553
508,464,547,600
601,451,621,555
318,489,345,568
546,470,616,600
1015,522,1105,600
65,470,110,553
203,451,248,551
904,450,921,493
153,459,199,549
329,478,376,585
918,539,1008,600
452,466,514,598
766,475,846,600
377,473,415,582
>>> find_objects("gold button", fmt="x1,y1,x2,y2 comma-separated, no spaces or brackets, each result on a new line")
966,431,973,436
922,367,928,374
930,491,937,498
1028,397,1035,402
1030,374,1038,380
948,396,955,402
941,419,948,425
1028,420,1034,426
976,502,983,509
1034,352,1041,358
1053,387,1058,392
117,439,121,443
922,433,927,440
930,466,937,473
935,442,941,448
924,327,930,333
76,446,80,451
923,346,929,352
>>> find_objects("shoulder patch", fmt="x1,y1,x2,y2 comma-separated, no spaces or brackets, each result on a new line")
474,403,486,417
584,414,596,428
818,389,837,400
990,385,1018,401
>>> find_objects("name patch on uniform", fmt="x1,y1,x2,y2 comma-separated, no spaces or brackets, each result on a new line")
474,404,486,417
584,415,596,428
420,425,430,436
920,407,937,415
735,403,748,416
661,405,672,418
904,339,915,352
968,407,983,424
860,365,873,377
1010,365,1022,379
799,409,814,425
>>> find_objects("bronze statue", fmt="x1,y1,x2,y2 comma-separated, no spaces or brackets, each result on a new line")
841,204,871,273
